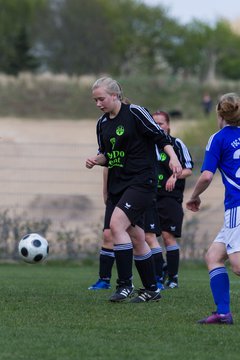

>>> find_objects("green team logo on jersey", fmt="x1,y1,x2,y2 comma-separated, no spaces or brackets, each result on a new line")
159,152,167,161
116,125,124,136
157,174,164,188
110,137,116,150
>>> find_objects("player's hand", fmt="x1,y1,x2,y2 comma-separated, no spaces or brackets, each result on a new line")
165,175,176,191
86,157,98,169
169,158,182,177
186,197,201,212
86,153,107,168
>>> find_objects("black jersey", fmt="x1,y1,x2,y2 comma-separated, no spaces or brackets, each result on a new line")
156,136,193,200
96,103,170,195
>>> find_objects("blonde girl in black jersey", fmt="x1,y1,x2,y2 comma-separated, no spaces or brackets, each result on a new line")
86,77,182,303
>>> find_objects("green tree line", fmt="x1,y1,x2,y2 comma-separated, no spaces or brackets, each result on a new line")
0,0,240,81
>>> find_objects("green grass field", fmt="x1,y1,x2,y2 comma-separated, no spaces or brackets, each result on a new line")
0,261,239,360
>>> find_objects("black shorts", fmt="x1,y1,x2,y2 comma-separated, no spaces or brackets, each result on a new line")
157,196,184,238
104,185,156,230
144,200,161,236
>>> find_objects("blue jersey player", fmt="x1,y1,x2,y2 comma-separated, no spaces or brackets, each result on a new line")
186,92,240,325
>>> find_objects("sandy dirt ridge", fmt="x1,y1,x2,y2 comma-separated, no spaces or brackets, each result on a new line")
0,117,224,251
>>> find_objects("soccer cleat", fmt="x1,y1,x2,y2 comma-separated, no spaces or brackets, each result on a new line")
197,312,233,325
165,276,178,289
157,281,165,290
156,277,165,290
88,279,111,290
166,281,178,289
109,285,134,302
130,288,161,303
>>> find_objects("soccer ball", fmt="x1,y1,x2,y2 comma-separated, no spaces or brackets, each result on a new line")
18,233,49,264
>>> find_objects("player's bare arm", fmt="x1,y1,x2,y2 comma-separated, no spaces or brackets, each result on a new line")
177,168,192,180
186,170,214,212
163,144,182,176
86,153,107,169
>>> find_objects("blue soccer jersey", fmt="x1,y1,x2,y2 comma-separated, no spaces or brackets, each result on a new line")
201,125,240,210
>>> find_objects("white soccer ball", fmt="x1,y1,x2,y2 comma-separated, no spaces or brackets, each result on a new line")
18,233,49,264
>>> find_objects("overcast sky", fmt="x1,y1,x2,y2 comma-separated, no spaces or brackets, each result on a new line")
143,0,240,24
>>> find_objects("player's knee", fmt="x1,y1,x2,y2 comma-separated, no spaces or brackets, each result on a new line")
231,264,240,276
109,219,120,234
162,231,176,246
103,229,112,247
145,233,157,248
205,250,217,267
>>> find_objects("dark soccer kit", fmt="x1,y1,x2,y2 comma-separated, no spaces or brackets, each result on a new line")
97,103,170,227
156,136,193,237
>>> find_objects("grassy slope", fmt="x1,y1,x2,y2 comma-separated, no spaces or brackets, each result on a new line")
1,73,240,121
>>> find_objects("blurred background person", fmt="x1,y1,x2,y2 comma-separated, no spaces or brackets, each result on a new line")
202,93,213,116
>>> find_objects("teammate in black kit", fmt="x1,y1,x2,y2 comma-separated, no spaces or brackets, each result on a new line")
152,111,193,288
86,77,182,302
